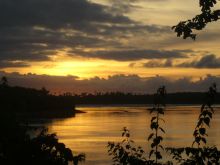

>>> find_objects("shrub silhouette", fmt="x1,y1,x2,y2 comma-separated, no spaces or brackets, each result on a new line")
148,86,166,163
0,114,85,165
0,76,85,165
1,76,8,87
108,127,148,165
167,83,219,165
0,76,76,118
107,86,170,165
108,84,218,165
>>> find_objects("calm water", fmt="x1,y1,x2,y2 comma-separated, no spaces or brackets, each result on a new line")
38,105,220,165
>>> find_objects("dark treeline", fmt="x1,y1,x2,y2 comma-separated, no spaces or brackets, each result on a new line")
62,92,220,105
1,76,220,120
0,79,76,118
0,76,85,165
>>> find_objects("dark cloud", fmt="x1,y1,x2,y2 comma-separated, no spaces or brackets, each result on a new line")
142,59,173,67
178,54,220,68
0,0,171,65
0,0,170,35
141,54,220,68
71,49,188,61
0,27,109,62
0,0,131,29
0,72,219,94
0,61,29,69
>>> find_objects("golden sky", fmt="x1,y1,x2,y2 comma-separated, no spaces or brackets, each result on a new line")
1,0,220,92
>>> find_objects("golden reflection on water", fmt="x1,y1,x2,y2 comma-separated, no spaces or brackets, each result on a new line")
47,105,220,165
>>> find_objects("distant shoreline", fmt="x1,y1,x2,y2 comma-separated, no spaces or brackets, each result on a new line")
76,103,220,107
71,92,220,105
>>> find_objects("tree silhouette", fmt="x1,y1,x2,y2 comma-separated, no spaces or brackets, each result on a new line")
0,116,85,165
1,76,8,86
108,85,218,165
148,86,166,164
107,87,168,165
173,0,220,39
0,78,85,165
167,84,219,165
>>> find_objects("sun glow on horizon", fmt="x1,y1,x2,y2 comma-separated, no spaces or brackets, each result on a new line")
3,57,220,80
1,0,220,83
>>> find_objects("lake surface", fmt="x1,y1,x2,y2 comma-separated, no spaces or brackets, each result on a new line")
39,105,220,165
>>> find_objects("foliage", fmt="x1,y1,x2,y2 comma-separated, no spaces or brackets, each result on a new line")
0,77,76,118
1,76,8,86
30,128,85,165
167,146,220,165
148,86,166,163
0,76,85,165
167,83,218,165
107,127,149,165
173,0,220,39
0,114,85,165
192,83,217,147
108,87,170,165
108,84,219,165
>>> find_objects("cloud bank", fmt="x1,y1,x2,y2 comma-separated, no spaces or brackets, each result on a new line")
1,72,219,94
142,54,220,68
0,0,171,67
71,49,188,61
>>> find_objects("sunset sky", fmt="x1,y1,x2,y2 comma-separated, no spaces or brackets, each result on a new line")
1,0,220,93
